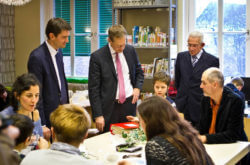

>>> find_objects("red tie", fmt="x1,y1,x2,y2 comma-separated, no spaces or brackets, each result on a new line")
116,53,126,104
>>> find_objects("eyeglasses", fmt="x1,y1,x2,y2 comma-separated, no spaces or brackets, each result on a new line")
187,44,200,48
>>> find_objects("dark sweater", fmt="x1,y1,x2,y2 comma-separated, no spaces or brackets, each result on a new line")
145,136,190,165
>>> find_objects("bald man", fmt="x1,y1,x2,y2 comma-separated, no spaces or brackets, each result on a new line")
198,67,247,144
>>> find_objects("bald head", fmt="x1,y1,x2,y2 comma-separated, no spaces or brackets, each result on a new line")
202,67,224,88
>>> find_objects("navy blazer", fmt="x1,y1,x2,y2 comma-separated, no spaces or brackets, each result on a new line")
88,44,144,122
28,42,69,126
175,50,219,123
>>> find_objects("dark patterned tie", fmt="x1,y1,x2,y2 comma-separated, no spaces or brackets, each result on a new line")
192,55,198,67
55,52,68,104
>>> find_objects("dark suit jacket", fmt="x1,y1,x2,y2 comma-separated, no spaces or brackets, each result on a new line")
199,87,248,144
27,42,69,126
88,44,144,122
175,50,219,123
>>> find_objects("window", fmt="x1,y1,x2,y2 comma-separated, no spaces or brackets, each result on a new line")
54,0,112,77
187,0,248,77
99,0,112,48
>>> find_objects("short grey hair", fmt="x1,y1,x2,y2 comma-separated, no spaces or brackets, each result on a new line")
205,67,224,87
188,31,204,44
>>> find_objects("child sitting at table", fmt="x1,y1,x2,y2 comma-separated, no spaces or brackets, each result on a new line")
21,104,102,165
127,71,183,122
152,71,175,106
11,114,48,161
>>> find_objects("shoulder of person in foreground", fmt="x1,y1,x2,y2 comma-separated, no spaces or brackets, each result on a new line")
20,149,103,165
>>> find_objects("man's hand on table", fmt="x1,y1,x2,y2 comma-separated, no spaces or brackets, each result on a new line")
198,135,207,143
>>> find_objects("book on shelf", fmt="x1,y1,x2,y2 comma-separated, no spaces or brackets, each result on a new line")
110,122,139,135
153,57,168,74
141,64,154,78
141,57,168,78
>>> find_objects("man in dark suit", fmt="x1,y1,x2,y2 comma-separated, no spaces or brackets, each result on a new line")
28,18,71,127
175,31,219,127
88,25,144,132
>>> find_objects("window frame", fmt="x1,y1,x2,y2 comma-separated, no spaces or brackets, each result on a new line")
185,0,250,76
42,0,111,78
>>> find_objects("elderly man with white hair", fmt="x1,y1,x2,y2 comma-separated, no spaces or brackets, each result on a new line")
175,31,219,128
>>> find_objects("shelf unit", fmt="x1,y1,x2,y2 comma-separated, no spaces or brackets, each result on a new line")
112,0,177,92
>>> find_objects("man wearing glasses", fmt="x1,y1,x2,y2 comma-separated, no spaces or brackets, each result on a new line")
174,31,219,128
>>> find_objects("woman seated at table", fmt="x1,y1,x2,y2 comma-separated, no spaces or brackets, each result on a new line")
138,96,214,165
0,73,50,141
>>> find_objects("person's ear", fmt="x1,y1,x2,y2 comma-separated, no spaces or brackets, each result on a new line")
201,42,205,48
49,33,55,40
80,132,88,143
25,136,32,146
84,132,88,139
237,86,243,91
108,37,112,43
51,127,56,141
14,92,19,100
212,81,219,88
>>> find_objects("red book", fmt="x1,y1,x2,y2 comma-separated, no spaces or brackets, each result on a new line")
110,122,139,135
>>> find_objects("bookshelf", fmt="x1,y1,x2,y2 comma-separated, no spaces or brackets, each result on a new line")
112,0,177,92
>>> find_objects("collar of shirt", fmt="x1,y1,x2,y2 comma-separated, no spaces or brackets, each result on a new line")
192,49,203,60
50,142,81,155
45,40,62,89
46,40,58,57
210,96,222,109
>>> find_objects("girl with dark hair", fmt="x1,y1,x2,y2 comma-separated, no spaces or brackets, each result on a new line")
0,73,50,141
138,96,214,165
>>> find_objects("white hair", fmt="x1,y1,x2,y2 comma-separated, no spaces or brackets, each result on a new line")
188,31,204,44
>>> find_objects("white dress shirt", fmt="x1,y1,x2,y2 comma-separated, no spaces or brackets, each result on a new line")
191,49,203,63
108,43,133,99
45,41,62,90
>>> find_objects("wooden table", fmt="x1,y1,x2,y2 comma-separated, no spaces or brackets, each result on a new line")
80,132,250,165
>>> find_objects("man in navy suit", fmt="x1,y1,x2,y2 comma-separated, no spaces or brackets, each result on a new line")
88,25,144,132
175,31,219,127
28,18,71,127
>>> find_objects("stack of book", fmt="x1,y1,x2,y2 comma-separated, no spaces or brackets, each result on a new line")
110,122,139,135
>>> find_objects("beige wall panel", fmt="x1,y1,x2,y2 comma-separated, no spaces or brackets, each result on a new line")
15,0,40,76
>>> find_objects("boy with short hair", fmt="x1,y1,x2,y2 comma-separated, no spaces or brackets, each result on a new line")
127,71,180,122
10,114,49,161
11,114,34,160
153,71,175,106
231,77,244,91
21,104,102,165
226,77,245,102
